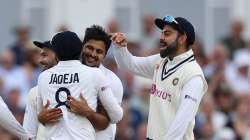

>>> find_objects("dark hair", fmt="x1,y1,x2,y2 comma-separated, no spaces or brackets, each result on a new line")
82,25,111,54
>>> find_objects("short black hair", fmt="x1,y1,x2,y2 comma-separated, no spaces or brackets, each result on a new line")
82,25,111,54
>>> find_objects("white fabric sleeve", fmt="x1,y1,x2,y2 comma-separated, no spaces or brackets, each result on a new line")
112,43,159,79
23,87,39,139
37,75,43,114
0,97,31,140
95,70,123,124
163,76,206,140
111,75,123,105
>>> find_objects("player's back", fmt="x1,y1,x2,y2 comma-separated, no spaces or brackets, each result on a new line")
38,60,102,140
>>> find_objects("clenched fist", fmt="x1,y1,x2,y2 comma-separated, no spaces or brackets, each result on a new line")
110,32,128,47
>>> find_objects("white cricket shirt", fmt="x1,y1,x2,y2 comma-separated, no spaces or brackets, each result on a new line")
37,60,122,140
113,45,207,140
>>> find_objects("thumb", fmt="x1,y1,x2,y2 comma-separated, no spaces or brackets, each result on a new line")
109,33,117,41
80,94,85,101
44,100,50,108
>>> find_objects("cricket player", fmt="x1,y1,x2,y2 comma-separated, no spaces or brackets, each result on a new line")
80,25,123,140
24,26,123,140
0,96,31,140
23,41,60,140
111,16,208,140
37,31,123,140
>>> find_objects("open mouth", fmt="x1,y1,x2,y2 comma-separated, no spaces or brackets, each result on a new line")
159,43,168,50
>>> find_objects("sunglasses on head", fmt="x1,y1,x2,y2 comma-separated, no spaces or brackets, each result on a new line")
163,15,185,34
163,15,179,25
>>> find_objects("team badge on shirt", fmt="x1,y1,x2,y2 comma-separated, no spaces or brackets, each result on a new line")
172,78,179,86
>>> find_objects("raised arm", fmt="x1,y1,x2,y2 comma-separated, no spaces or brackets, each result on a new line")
111,33,159,79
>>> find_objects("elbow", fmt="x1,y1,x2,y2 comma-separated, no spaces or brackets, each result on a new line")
109,108,123,124
95,121,110,131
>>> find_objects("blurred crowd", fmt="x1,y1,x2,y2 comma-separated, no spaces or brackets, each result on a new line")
0,15,250,140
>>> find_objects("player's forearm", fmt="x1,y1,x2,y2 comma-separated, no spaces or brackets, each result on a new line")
23,90,39,138
98,88,123,124
85,109,110,130
23,105,39,138
112,43,156,79
0,100,31,140
164,76,205,139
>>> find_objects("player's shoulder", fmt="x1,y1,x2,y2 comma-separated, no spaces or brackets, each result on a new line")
183,60,203,73
81,64,100,72
100,65,122,85
82,65,105,80
28,86,38,102
100,65,116,77
28,86,38,95
39,67,54,77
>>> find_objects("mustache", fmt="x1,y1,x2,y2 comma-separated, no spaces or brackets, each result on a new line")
85,54,98,61
160,40,168,46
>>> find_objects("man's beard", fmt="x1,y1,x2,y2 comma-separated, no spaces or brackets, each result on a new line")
159,37,178,58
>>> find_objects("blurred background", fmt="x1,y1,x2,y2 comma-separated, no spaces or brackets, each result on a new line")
0,0,250,139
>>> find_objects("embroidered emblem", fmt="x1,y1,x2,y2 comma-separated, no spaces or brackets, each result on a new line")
172,78,179,86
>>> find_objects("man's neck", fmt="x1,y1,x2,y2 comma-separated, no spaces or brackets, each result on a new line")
169,45,187,60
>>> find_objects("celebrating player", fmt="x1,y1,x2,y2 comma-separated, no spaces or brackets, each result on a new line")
111,15,208,140
36,31,122,140
24,26,123,140
23,41,60,140
80,25,123,140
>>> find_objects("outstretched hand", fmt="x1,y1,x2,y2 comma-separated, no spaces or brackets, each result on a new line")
110,32,128,47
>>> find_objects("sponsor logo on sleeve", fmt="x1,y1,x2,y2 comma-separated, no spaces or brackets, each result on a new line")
184,95,197,102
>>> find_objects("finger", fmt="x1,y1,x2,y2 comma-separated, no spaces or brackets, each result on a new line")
44,100,50,109
111,35,117,41
80,94,86,101
68,99,78,107
48,118,61,123
47,112,63,121
115,37,126,44
47,110,63,117
48,108,62,113
68,107,76,113
68,96,77,102
70,102,79,109
67,101,76,109
48,112,63,119
117,38,126,44
121,42,127,46
110,33,119,41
